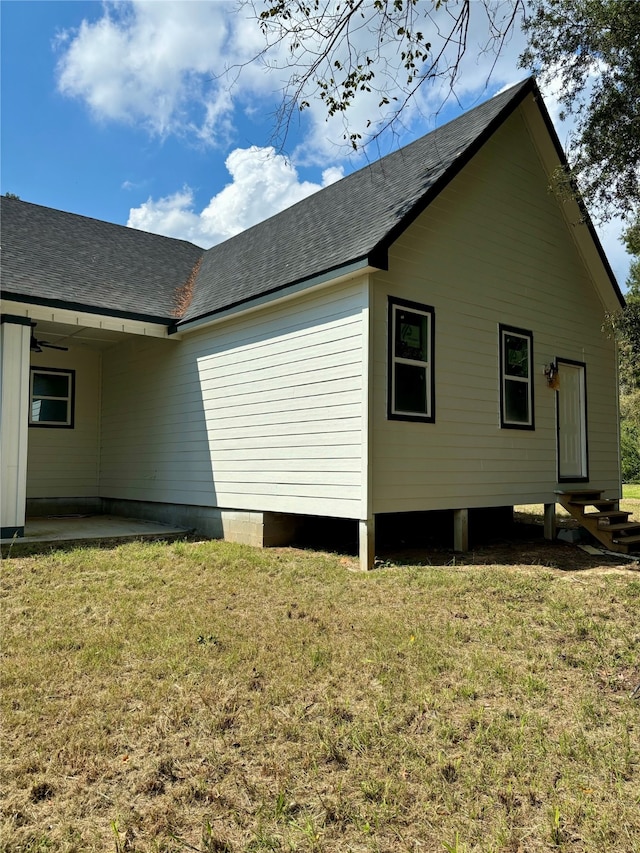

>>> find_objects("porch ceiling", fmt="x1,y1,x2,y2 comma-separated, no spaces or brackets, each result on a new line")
31,320,132,351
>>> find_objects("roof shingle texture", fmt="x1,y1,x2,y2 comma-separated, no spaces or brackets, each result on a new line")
183,79,532,323
1,199,203,320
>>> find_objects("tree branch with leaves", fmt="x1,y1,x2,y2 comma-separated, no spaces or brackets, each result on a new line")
521,0,640,221
244,0,639,224
246,0,525,150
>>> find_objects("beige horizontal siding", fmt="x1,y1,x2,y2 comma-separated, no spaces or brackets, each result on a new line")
100,280,367,518
372,108,619,513
26,348,101,498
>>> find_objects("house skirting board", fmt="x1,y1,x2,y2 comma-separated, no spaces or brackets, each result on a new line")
22,500,523,562
100,499,303,548
24,500,517,545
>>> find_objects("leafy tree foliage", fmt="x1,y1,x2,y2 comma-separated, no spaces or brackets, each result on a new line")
620,390,640,483
521,0,640,221
617,218,640,393
618,218,640,481
622,216,640,296
249,0,525,149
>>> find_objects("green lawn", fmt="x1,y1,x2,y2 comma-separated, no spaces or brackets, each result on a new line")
624,483,640,500
1,540,639,853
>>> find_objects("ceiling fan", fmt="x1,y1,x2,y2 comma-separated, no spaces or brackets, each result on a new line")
30,324,69,353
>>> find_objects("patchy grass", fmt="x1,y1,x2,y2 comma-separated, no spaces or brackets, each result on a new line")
623,483,640,501
1,539,639,853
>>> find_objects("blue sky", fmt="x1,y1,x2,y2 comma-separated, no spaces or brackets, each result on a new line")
1,0,632,287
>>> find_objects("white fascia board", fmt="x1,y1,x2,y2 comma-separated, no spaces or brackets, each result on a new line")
174,259,378,336
0,300,179,340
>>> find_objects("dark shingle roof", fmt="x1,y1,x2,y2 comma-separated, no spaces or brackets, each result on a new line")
182,78,534,324
1,199,203,322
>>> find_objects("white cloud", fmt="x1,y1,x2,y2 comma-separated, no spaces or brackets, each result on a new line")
321,166,344,186
127,146,343,246
56,1,235,142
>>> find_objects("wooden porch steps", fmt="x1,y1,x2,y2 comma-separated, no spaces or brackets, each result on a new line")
555,489,640,555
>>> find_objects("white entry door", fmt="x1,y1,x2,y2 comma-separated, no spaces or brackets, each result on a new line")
557,359,588,481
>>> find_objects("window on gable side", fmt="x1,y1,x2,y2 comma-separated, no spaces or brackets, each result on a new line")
388,297,435,422
499,325,534,429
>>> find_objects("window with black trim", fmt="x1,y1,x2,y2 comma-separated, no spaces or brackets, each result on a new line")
29,368,75,428
499,325,534,429
388,297,435,422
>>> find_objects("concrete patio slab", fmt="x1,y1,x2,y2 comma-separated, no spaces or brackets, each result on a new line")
1,515,190,548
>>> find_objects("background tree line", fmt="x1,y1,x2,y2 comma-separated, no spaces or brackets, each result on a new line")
619,218,640,481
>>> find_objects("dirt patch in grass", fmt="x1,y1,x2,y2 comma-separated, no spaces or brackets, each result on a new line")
379,507,639,573
381,536,639,574
623,496,640,520
1,539,639,852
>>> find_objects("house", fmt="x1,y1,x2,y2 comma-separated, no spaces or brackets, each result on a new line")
1,78,626,568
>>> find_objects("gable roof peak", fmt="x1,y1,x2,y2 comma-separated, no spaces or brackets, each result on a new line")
185,77,537,323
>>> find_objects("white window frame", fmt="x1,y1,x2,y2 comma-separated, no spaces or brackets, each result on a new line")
29,367,75,429
499,325,534,430
388,297,435,422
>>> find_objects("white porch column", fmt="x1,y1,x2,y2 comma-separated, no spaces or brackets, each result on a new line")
1,316,31,537
359,517,375,571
